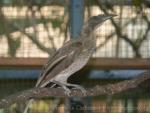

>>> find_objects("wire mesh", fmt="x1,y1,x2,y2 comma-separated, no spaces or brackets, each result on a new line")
0,1,150,113
91,6,150,58
0,3,149,58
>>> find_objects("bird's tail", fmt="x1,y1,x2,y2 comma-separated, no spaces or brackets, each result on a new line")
23,99,34,113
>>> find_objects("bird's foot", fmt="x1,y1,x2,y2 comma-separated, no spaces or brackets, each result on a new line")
65,83,87,96
52,80,71,96
62,86,71,96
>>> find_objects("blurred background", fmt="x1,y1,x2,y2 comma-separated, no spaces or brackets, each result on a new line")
0,0,150,113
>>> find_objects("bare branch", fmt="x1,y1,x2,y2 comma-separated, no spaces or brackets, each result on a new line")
0,71,150,108
97,17,137,49
0,9,55,55
96,0,142,57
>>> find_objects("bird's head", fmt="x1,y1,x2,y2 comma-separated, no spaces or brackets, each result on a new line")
88,14,116,30
81,14,117,36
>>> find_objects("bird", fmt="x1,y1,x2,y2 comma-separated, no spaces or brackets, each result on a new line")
23,14,116,113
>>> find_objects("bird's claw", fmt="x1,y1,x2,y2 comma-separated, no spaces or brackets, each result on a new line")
80,87,87,96
62,86,72,97
65,89,71,96
68,84,87,96
76,85,87,96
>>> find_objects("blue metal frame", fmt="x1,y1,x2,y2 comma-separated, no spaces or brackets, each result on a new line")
0,69,40,79
70,0,84,39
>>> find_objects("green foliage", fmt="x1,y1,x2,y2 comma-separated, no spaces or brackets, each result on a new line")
7,37,21,57
50,18,63,29
133,0,142,7
0,22,5,34
86,0,97,6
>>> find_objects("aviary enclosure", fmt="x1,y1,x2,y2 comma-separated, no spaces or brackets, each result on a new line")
0,0,150,113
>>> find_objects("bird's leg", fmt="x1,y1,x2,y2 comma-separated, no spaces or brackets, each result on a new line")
50,83,56,88
65,83,87,96
52,80,71,96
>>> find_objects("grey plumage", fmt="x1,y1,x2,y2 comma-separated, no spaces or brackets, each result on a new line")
36,14,116,89
23,14,116,113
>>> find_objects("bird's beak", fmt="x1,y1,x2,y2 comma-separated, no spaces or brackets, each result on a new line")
81,14,117,36
101,14,117,22
90,14,117,30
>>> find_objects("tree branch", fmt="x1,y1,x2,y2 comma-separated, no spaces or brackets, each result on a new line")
0,71,150,108
96,0,142,57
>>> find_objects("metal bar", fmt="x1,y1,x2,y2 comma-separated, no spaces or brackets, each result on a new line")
0,58,150,69
70,0,84,38
0,58,45,68
88,58,150,70
70,0,85,109
0,0,138,6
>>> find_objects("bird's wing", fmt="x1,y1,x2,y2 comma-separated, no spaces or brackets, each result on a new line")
36,40,82,87
35,54,67,87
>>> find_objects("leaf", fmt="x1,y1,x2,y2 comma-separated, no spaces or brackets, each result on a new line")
51,18,63,29
7,36,21,57
133,0,142,7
